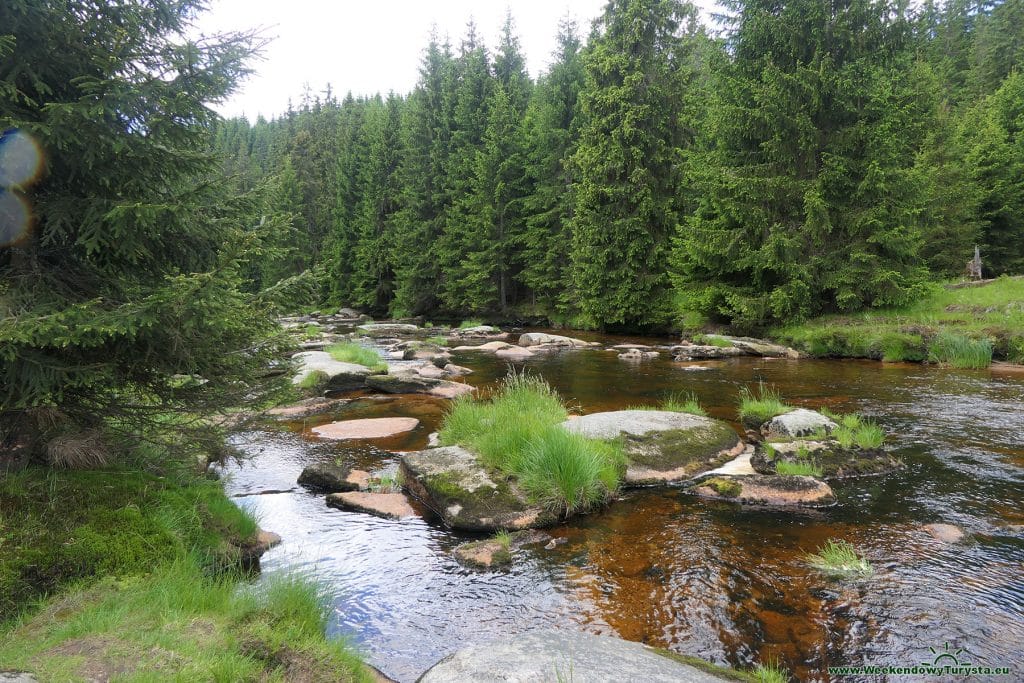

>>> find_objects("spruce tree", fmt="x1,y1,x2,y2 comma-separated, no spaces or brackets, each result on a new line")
0,0,285,459
569,0,699,328
519,17,586,312
671,0,931,327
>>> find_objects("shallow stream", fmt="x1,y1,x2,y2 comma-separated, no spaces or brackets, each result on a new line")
224,332,1024,681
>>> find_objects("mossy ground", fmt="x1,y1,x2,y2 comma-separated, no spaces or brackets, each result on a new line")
0,446,369,680
702,477,742,498
771,277,1024,365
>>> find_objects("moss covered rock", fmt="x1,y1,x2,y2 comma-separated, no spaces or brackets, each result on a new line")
400,446,558,531
691,474,836,507
559,410,743,486
752,439,901,479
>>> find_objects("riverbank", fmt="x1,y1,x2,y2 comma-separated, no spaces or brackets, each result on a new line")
0,447,373,681
767,277,1024,367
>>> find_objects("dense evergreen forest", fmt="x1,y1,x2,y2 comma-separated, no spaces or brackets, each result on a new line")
216,0,1024,331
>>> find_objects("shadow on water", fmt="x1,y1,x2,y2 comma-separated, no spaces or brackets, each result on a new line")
223,336,1024,682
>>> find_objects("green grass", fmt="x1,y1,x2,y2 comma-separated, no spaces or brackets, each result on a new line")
830,414,885,450
805,539,873,578
493,529,512,550
326,342,387,372
368,471,403,494
0,561,371,682
771,277,1024,364
694,334,735,348
439,370,624,515
737,383,793,426
0,444,371,680
301,323,321,340
458,319,486,329
775,459,823,477
0,462,258,620
426,335,450,346
297,369,330,390
927,330,994,369
753,659,789,683
662,391,708,416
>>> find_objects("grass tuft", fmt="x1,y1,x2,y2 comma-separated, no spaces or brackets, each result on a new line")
775,459,823,477
805,539,873,578
753,659,789,683
831,415,884,450
493,529,512,550
662,391,708,416
737,383,792,425
297,369,330,390
326,342,387,372
439,370,623,515
927,330,993,369
458,319,486,329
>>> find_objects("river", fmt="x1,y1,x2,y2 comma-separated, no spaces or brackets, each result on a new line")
223,331,1024,682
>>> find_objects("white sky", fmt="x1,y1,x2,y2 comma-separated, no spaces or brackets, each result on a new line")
194,0,721,120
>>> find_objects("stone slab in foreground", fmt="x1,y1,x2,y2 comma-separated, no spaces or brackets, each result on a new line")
560,410,743,486
692,474,836,507
418,629,735,682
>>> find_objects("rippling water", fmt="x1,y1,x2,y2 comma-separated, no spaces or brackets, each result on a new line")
223,337,1024,682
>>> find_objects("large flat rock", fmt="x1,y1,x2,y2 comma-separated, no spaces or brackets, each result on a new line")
751,439,901,479
560,410,743,486
418,630,735,682
401,446,556,531
692,474,836,507
311,417,419,440
326,491,417,520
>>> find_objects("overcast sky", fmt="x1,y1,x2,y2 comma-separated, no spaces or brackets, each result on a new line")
195,0,720,120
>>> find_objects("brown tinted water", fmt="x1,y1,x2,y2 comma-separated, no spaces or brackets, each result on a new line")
223,334,1024,682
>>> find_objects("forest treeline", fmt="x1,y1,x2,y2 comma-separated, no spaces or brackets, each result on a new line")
214,0,1024,331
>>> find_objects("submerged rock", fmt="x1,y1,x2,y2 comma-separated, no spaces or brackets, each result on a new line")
692,474,836,507
923,523,967,543
618,348,660,361
419,629,735,683
763,409,837,438
495,346,535,360
518,332,597,348
325,491,417,520
297,462,361,492
559,410,743,486
311,417,420,440
401,446,556,531
427,382,475,399
452,538,512,569
443,363,473,377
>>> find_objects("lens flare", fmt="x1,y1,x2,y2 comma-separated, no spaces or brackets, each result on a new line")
0,128,44,189
0,189,31,246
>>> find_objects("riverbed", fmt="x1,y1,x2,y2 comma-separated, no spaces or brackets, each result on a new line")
223,332,1024,682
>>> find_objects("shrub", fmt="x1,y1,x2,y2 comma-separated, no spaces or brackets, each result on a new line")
927,331,993,369
737,383,792,425
326,343,387,372
805,539,873,578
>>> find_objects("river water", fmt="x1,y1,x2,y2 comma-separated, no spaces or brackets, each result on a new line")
223,332,1024,682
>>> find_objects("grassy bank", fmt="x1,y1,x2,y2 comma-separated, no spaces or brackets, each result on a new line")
439,371,625,515
0,448,369,681
770,277,1024,366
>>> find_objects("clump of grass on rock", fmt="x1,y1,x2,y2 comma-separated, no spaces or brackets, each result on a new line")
327,342,387,372
439,370,625,516
737,383,792,426
830,413,885,450
805,539,873,578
